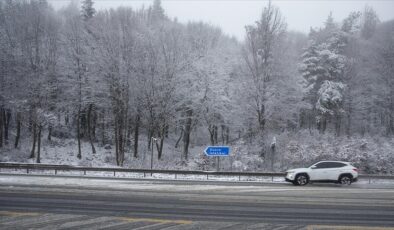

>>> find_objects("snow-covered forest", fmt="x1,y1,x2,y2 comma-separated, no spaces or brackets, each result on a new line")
0,0,393,174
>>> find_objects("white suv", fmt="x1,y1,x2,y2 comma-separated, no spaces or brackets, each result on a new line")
285,161,358,186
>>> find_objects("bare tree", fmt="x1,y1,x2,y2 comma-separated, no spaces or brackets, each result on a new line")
243,1,286,134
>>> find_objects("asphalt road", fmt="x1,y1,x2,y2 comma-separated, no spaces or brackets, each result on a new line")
0,174,394,229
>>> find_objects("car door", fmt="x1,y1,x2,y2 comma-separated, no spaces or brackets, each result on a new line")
309,162,330,180
324,162,347,180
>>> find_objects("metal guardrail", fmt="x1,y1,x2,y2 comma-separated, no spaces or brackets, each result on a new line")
0,163,284,181
0,163,393,182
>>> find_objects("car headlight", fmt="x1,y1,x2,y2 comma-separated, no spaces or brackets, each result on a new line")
287,172,294,178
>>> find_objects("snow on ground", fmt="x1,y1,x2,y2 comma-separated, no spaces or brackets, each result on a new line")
1,130,394,174
1,174,394,191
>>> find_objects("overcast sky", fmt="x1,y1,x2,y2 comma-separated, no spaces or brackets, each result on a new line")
49,0,394,40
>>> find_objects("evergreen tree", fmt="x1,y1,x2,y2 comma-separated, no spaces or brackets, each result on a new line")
361,6,379,40
299,14,348,134
149,0,166,24
81,0,95,21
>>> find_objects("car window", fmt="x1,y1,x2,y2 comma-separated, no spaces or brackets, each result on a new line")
327,162,347,168
314,162,330,168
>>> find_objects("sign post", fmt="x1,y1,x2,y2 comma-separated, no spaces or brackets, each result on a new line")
204,146,230,171
151,137,159,176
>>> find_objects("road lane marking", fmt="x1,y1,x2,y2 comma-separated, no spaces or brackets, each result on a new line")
131,222,177,230
0,211,40,217
117,217,192,225
56,216,115,229
307,225,394,230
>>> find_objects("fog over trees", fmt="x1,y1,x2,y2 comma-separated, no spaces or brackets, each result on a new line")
0,0,393,173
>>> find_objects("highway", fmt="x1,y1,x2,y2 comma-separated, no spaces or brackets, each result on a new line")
0,174,394,229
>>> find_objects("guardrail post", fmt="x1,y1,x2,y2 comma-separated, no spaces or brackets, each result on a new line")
272,176,274,182
144,172,146,178
27,168,29,174
239,175,241,181
55,169,57,175
84,170,86,175
114,171,116,177
207,174,209,180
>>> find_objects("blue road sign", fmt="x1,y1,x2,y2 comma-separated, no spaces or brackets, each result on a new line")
204,146,230,156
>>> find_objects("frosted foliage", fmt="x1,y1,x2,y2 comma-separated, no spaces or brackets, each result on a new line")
316,80,345,115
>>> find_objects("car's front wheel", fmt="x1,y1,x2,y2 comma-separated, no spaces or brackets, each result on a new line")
339,175,352,185
295,174,309,186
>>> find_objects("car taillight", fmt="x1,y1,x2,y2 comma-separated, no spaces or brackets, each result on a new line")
353,168,358,172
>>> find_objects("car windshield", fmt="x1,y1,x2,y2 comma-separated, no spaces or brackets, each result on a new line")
308,162,319,168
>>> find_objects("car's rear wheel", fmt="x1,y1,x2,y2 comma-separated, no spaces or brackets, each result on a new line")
295,174,309,186
339,175,352,185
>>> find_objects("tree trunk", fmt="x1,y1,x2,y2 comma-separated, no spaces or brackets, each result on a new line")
114,113,126,167
387,97,394,136
92,110,97,140
271,144,276,171
81,108,87,139
122,116,128,164
118,117,124,166
225,127,229,144
208,125,215,146
30,124,37,159
147,128,154,150
28,109,32,132
221,125,226,144
175,128,183,149
319,115,327,134
133,114,140,158
335,113,341,136
3,109,11,144
182,129,190,161
0,108,3,148
65,113,69,126
182,109,193,160
14,113,21,148
115,118,119,166
77,109,82,159
101,109,105,146
322,115,327,134
165,125,169,138
346,102,352,138
87,104,96,154
257,104,266,132
214,125,218,144
47,126,52,141
126,118,132,147
36,126,41,163
156,131,165,160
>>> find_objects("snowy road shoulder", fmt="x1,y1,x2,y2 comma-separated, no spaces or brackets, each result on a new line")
1,173,394,193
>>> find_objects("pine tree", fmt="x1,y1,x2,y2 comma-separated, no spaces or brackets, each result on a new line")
299,14,348,134
81,0,95,21
361,6,379,40
149,0,166,24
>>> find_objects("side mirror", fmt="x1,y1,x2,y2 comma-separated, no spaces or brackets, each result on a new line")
311,165,317,169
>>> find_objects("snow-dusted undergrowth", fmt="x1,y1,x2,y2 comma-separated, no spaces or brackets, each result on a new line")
1,130,393,175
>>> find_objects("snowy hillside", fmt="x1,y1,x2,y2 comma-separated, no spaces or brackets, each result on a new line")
1,131,393,174
0,1,393,174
